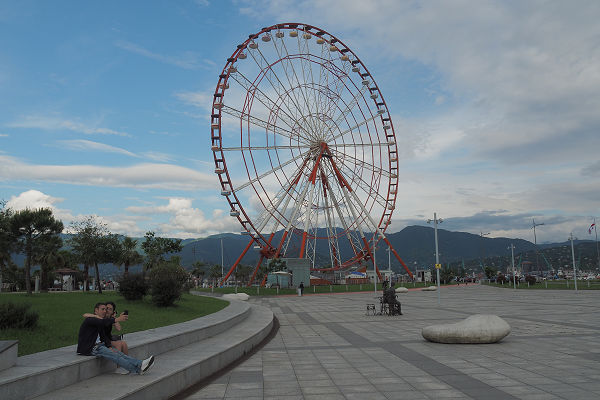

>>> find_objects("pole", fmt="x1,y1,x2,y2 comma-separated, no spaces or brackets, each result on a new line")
434,213,441,306
221,238,224,282
373,234,377,295
594,217,599,272
510,244,516,290
570,233,578,291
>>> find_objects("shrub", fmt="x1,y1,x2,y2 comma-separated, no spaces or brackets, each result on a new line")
496,274,507,284
149,264,188,307
524,275,537,285
0,302,39,330
117,273,148,300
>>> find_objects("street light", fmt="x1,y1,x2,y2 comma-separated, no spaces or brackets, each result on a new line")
531,219,544,275
569,233,578,291
480,231,490,275
427,213,443,306
508,244,516,289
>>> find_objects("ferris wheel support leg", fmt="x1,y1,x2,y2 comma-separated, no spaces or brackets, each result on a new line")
247,232,276,286
361,236,383,282
299,231,308,259
248,254,265,287
219,238,254,286
381,237,414,279
260,273,268,287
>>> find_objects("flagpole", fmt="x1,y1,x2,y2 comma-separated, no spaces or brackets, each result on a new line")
595,218,599,271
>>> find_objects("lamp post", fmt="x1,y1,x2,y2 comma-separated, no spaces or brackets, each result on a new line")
373,234,377,295
531,219,544,276
221,238,224,284
569,233,578,291
427,213,443,306
509,244,516,289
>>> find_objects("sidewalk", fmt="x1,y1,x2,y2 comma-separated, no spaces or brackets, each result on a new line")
182,285,600,400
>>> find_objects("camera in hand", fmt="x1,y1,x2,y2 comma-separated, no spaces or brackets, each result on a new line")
123,310,129,315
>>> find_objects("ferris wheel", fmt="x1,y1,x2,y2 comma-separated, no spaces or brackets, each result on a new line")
211,23,413,284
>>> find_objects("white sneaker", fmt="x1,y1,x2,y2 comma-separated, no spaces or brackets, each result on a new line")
140,355,155,375
114,367,130,375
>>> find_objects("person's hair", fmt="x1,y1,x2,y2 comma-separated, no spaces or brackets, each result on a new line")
93,302,105,311
105,301,116,312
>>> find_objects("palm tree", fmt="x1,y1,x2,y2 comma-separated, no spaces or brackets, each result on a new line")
118,237,143,278
33,234,63,291
209,264,222,287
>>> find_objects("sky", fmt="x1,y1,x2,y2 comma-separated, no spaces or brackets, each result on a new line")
1,0,599,244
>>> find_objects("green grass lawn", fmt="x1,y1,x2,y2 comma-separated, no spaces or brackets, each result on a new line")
0,291,228,356
194,281,436,296
483,280,600,290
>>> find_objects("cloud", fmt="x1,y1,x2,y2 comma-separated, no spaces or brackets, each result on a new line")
8,115,130,136
115,40,210,70
0,133,8,137
174,90,213,111
58,139,138,157
6,190,73,224
7,189,63,211
127,197,239,237
0,155,215,190
237,1,600,166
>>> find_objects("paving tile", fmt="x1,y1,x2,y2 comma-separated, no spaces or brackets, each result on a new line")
182,287,600,400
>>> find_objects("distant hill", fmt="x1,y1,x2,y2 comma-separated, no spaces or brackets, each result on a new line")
10,226,599,278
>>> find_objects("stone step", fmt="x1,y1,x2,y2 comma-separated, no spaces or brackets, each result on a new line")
0,341,18,372
32,304,274,400
0,299,251,400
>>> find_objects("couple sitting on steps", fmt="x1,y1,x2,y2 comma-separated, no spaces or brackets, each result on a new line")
77,302,155,375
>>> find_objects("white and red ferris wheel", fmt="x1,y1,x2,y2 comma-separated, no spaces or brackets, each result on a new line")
211,23,413,285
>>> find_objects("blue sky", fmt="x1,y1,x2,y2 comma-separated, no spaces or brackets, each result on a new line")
1,0,599,243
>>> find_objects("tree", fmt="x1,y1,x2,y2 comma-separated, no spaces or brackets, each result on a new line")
10,208,64,294
117,236,143,278
234,264,252,285
209,264,222,286
484,266,498,280
32,234,63,291
69,216,120,293
0,201,14,292
141,231,182,276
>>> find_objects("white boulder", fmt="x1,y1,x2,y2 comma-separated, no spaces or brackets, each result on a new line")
421,286,438,291
422,314,511,344
222,293,250,301
395,287,409,293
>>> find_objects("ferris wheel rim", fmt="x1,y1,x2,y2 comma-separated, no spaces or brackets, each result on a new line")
211,23,399,256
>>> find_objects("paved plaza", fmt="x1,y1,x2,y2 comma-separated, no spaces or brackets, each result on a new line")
182,285,600,400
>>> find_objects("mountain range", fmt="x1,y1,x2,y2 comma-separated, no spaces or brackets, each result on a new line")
10,225,600,278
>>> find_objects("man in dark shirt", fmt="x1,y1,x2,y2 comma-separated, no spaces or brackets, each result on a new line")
77,302,154,375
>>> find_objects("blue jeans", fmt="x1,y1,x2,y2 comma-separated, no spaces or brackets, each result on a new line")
92,343,142,373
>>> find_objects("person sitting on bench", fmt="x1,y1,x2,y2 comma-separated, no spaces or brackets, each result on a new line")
77,302,154,375
383,287,402,315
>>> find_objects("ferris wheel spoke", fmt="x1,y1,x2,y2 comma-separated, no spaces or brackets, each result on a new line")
221,105,311,146
221,145,311,151
228,72,303,135
336,162,388,209
330,148,391,178
321,172,363,256
327,112,380,143
327,142,388,148
235,149,311,192
247,44,316,140
332,84,369,126
275,40,322,139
